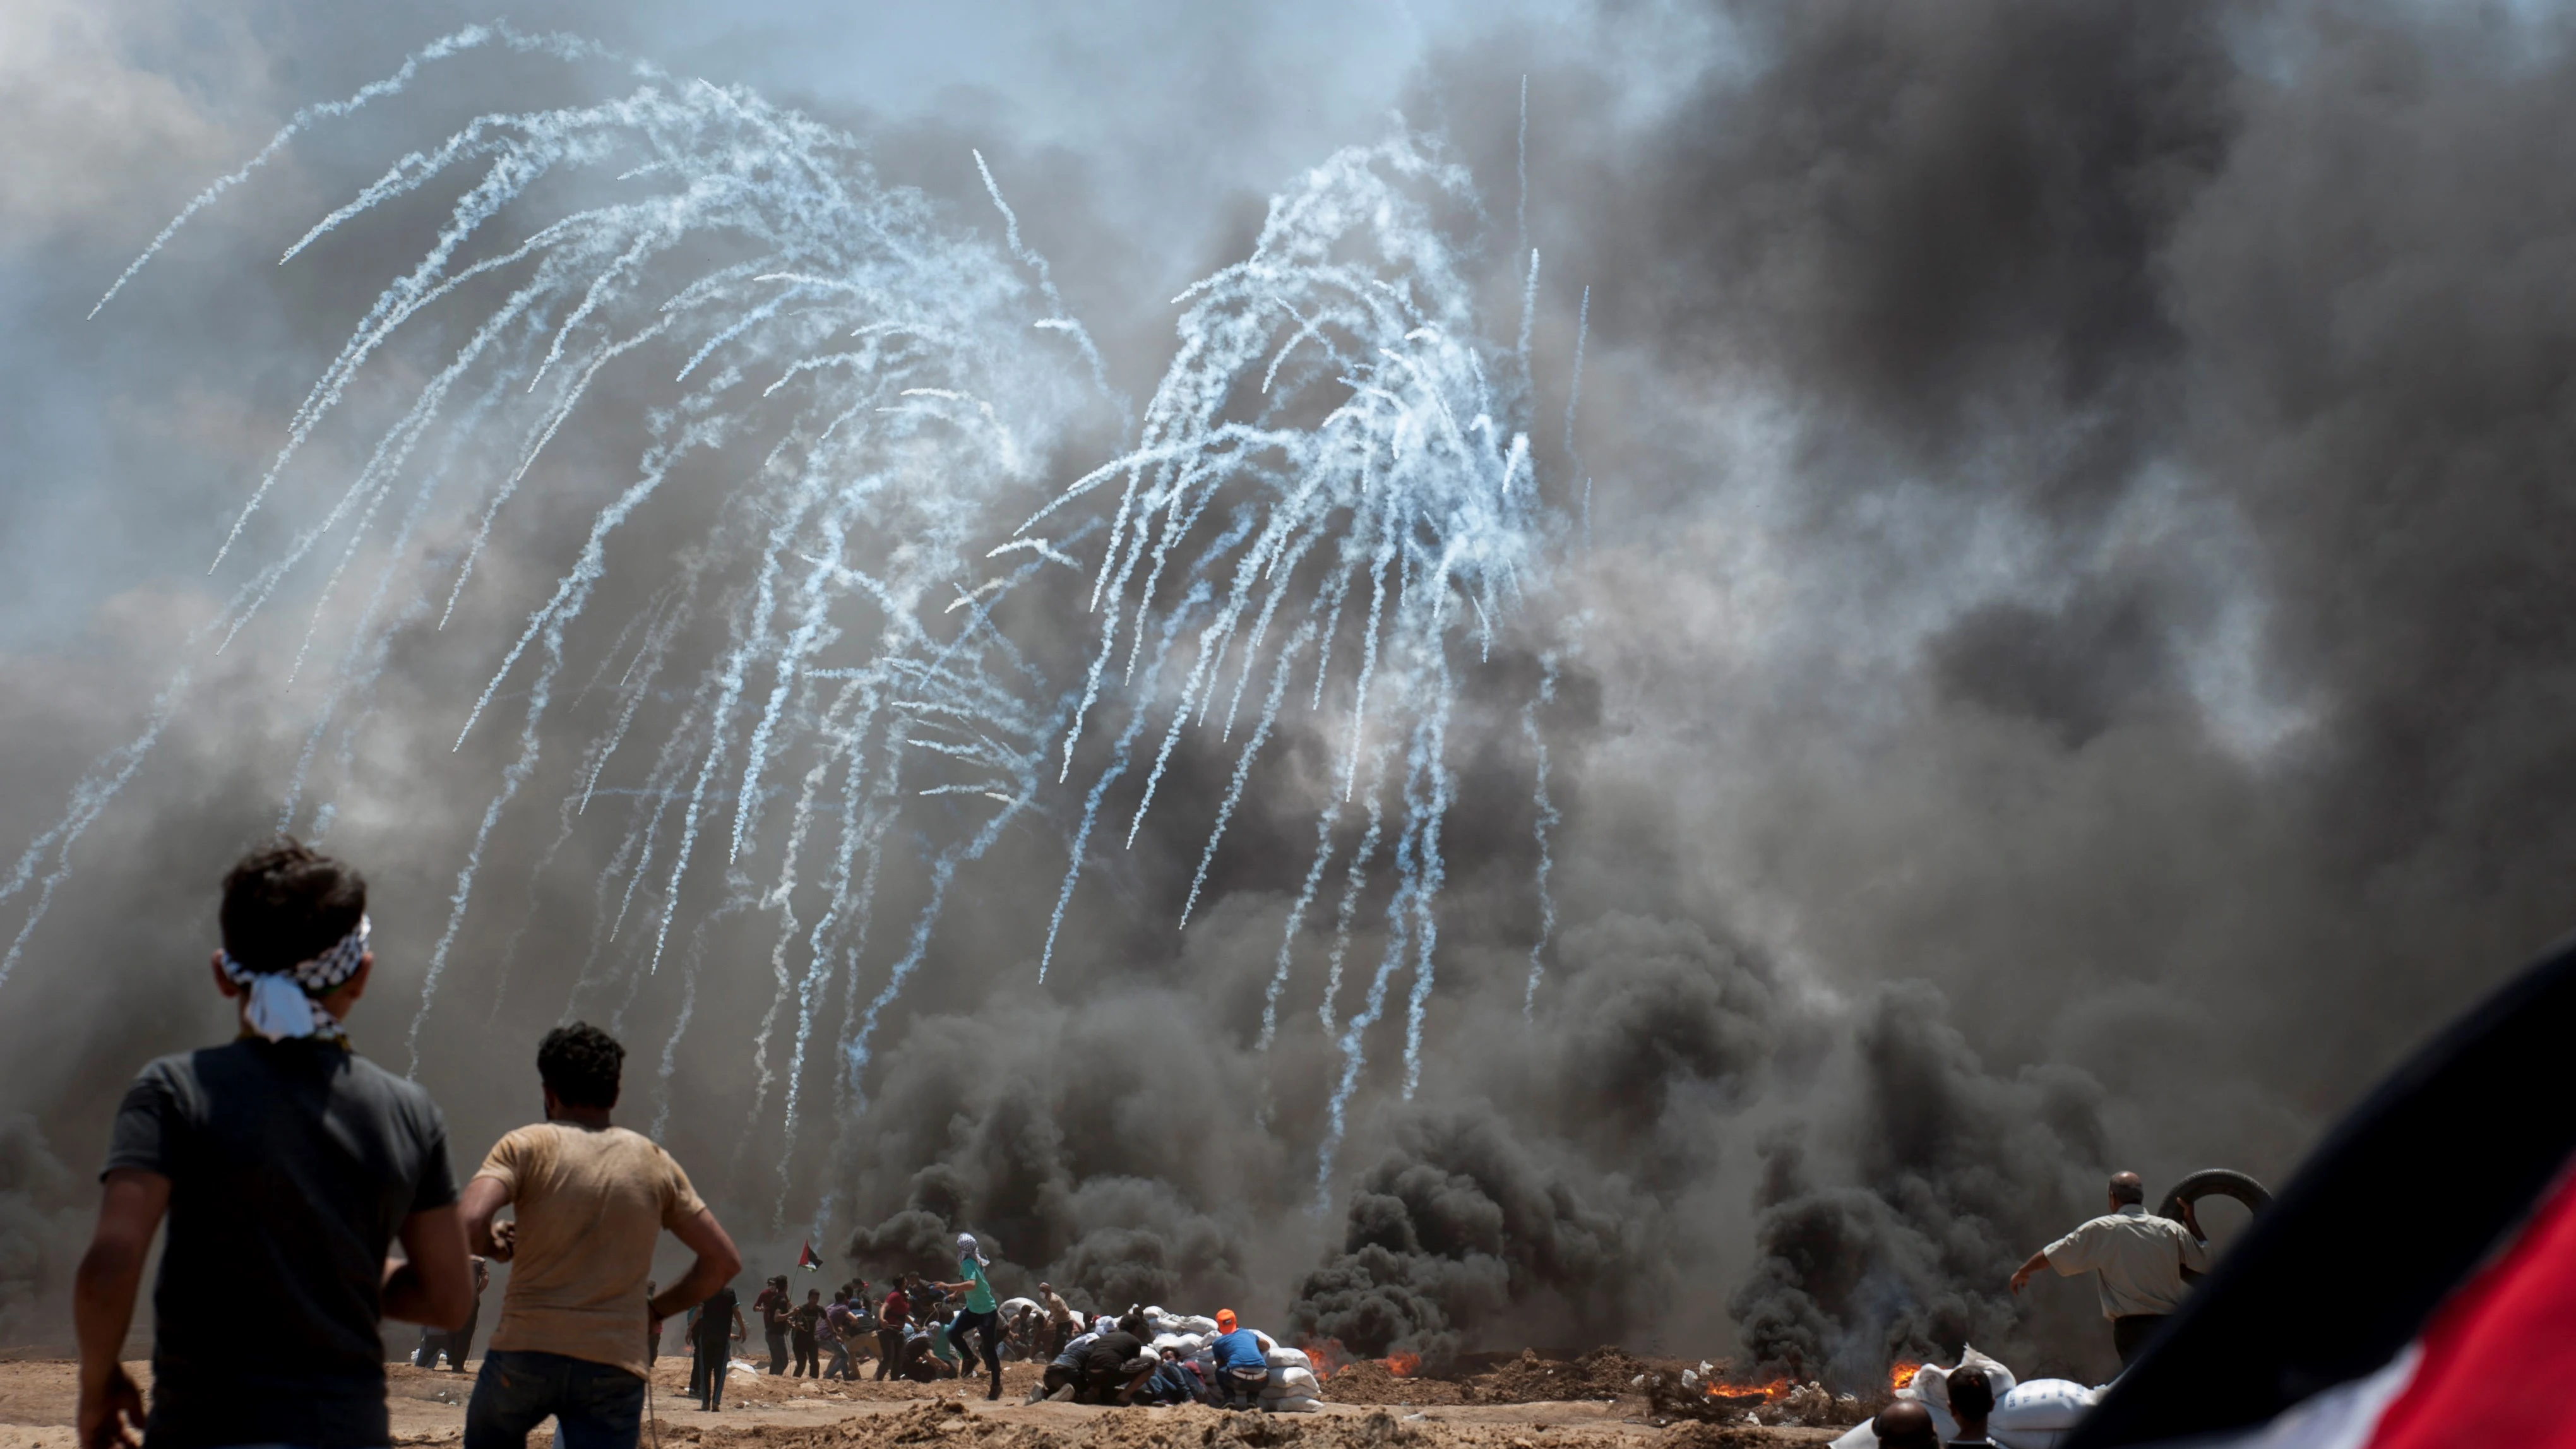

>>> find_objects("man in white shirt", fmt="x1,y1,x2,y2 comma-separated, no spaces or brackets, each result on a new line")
2011,1171,2209,1366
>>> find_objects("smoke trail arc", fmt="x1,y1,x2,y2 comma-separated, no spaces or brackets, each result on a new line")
9,49,1581,1248
1027,133,1572,1199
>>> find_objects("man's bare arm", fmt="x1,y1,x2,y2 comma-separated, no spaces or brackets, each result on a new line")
2175,1197,2209,1282
646,1207,745,1328
2008,1249,2052,1294
458,1175,516,1260
75,1170,168,1449
385,1204,475,1329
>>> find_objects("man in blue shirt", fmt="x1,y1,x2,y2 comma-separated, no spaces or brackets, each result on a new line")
1206,1309,1272,1409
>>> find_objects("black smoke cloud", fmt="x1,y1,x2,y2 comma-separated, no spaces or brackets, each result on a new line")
1290,914,1774,1359
1726,984,2109,1383
836,987,1281,1315
1510,0,2576,1384
4,0,2575,1395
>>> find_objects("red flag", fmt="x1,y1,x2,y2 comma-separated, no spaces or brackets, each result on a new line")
797,1241,821,1272
2077,933,2576,1449
2130,1166,2576,1448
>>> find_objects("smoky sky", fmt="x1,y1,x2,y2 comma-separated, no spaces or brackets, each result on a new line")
6,0,2576,1394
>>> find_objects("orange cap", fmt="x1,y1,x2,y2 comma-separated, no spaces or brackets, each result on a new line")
1215,1309,1238,1331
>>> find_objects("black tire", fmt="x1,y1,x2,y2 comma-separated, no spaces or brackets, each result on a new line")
2157,1169,2272,1222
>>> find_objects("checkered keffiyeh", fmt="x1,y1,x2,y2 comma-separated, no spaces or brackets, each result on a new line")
219,915,371,1041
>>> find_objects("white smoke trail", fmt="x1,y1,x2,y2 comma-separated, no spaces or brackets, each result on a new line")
39,40,1591,1234
0,667,195,989
1521,653,1561,1018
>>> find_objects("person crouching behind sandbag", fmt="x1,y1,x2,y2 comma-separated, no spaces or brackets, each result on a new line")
1036,1317,1105,1401
1132,1350,1200,1405
1205,1309,1271,1409
1074,1315,1155,1404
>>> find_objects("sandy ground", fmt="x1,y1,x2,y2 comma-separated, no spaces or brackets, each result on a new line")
0,1356,1841,1449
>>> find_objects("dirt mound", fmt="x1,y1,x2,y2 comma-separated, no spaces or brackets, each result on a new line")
691,1402,1449,1449
1458,1349,1660,1405
682,1401,1798,1449
1660,1424,1775,1449
1317,1363,1465,1406
646,1358,1047,1408
1315,1347,1690,1409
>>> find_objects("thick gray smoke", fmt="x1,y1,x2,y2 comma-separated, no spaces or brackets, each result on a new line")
5,0,2575,1395
0,1117,86,1349
1290,913,1772,1359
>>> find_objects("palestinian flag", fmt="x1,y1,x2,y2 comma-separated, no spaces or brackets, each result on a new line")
2069,931,2576,1448
798,1241,822,1272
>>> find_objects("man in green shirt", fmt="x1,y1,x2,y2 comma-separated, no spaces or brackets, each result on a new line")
934,1233,1002,1400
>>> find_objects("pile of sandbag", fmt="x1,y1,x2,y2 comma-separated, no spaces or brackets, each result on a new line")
1255,1342,1324,1410
1143,1306,1220,1338
1827,1347,2104,1449
1141,1308,1213,1364
1984,1379,2103,1449
1261,1364,1324,1412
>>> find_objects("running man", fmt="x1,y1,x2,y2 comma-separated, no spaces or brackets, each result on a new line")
934,1234,1003,1401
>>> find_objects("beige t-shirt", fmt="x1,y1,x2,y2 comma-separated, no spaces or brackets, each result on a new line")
2045,1204,2212,1319
475,1123,707,1375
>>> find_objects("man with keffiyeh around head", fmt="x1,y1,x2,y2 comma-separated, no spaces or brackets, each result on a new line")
934,1234,1004,1401
73,838,477,1449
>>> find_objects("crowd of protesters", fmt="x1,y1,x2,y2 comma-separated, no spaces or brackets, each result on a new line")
65,839,1308,1449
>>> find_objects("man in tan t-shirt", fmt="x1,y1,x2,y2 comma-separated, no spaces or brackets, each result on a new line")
459,1023,742,1449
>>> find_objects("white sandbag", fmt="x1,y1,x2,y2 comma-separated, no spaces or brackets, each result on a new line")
1267,1346,1312,1371
1273,1366,1319,1392
1253,1330,1279,1353
1987,1379,2102,1449
1000,1297,1039,1318
1899,1345,2020,1443
1267,1394,1323,1413
1828,1424,1877,1449
1907,1344,2020,1414
1893,1382,1957,1442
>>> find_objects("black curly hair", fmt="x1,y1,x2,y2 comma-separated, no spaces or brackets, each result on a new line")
1948,1368,1995,1421
220,837,366,974
537,1022,625,1109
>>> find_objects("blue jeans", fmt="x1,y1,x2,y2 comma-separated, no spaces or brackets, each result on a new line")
465,1349,646,1449
946,1309,999,1378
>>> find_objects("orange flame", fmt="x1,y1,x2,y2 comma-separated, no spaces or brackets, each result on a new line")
1890,1361,1924,1396
1380,1351,1422,1378
1301,1339,1353,1381
1707,1377,1792,1403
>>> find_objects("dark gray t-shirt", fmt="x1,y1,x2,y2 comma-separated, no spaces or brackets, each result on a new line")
105,1038,456,1449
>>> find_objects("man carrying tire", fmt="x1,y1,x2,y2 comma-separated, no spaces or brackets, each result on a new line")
2010,1170,2209,1366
